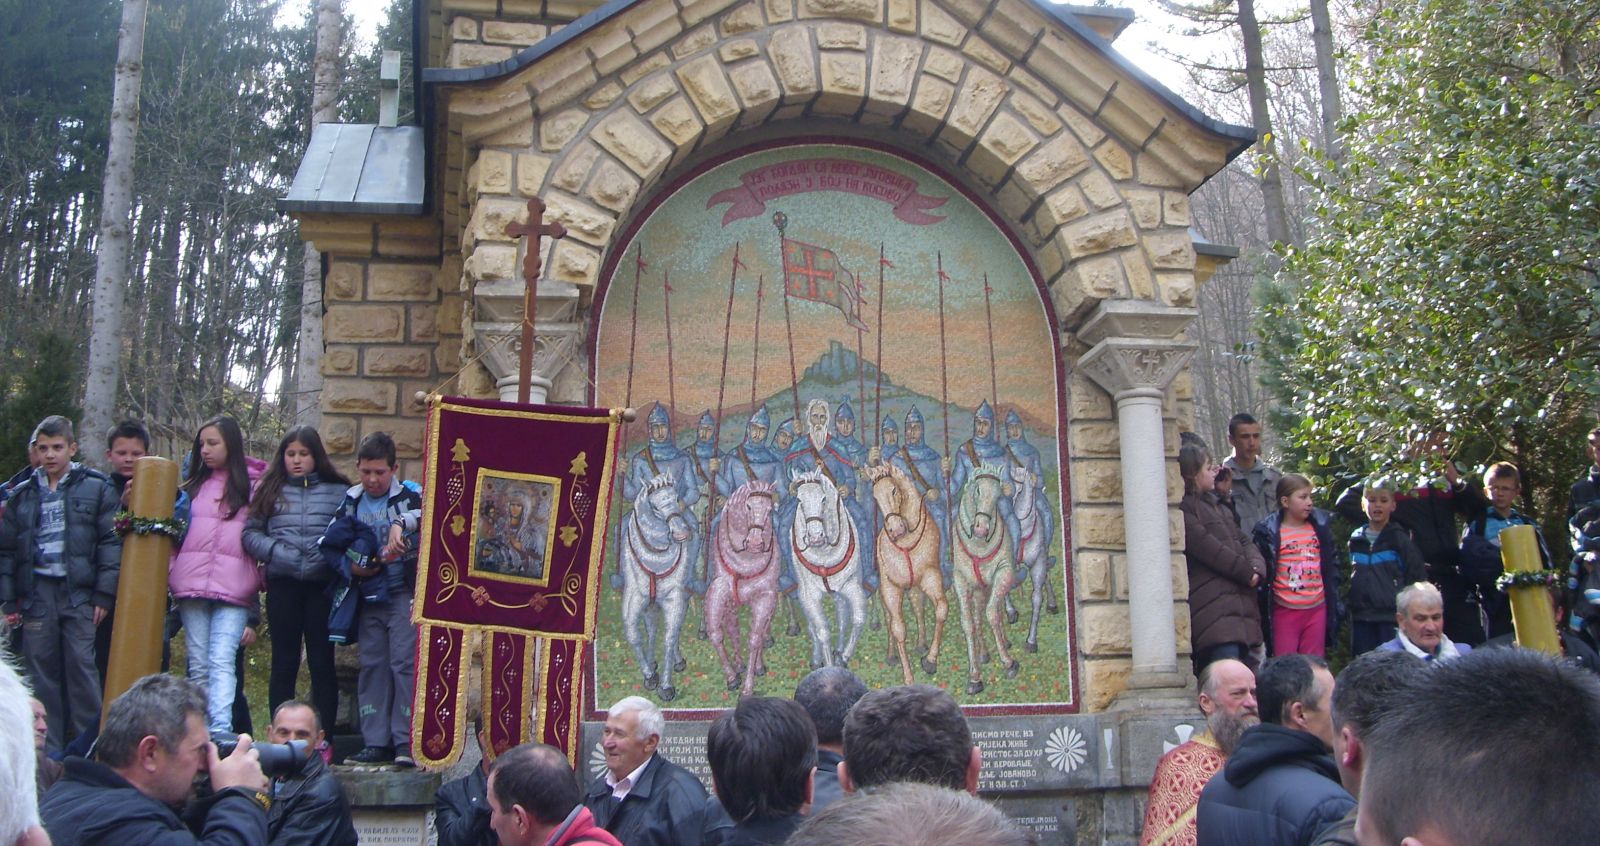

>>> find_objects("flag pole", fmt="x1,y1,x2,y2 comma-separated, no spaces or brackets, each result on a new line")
874,244,886,446
714,243,743,450
937,252,952,577
662,268,679,428
750,274,765,408
774,212,801,425
982,272,999,409
621,246,645,460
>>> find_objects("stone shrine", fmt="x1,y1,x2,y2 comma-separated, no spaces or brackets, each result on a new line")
283,0,1252,841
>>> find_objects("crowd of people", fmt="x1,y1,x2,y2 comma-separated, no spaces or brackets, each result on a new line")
1180,412,1598,668
3,406,1600,846
0,413,424,774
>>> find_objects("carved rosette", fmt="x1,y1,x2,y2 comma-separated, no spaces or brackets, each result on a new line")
1078,339,1195,399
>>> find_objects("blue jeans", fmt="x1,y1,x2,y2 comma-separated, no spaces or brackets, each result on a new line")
177,598,249,733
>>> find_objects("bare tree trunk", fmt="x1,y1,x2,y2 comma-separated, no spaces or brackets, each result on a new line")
1237,0,1294,249
1308,0,1344,163
82,0,150,463
294,0,343,426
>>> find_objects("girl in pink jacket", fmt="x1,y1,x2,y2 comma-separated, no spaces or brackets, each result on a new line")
171,415,264,732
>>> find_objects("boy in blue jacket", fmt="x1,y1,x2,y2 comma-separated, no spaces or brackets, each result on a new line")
333,432,422,767
1346,481,1426,655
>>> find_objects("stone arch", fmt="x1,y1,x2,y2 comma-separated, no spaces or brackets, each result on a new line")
445,0,1234,403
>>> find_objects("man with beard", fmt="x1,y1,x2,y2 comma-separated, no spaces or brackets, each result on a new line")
1196,654,1352,846
1309,651,1424,846
784,399,874,593
1140,659,1259,846
890,407,949,581
951,401,1022,561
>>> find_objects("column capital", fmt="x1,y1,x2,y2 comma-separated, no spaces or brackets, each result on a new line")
1079,338,1196,399
472,281,586,402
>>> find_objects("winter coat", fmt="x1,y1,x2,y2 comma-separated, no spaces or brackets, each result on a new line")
1253,510,1347,633
434,765,494,846
1196,723,1355,846
1570,466,1600,521
1335,480,1485,578
266,752,358,846
546,806,624,846
170,458,267,607
242,473,346,583
0,465,121,613
1347,523,1426,623
330,478,423,595
319,515,380,643
583,753,709,846
1223,457,1283,539
40,756,269,846
1184,490,1268,652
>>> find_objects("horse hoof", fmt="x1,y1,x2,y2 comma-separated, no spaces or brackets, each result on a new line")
966,680,984,695
921,657,938,675
1005,608,1019,625
674,657,688,672
697,628,709,641
644,674,659,690
1047,602,1061,615
1024,640,1038,654
765,635,775,648
661,686,677,702
870,617,881,631
1005,660,1020,678
726,674,741,691
786,623,802,637
1002,639,1013,651
755,663,767,677
917,644,930,658
979,653,991,665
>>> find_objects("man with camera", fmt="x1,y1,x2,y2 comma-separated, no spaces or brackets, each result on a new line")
264,701,356,846
40,673,271,846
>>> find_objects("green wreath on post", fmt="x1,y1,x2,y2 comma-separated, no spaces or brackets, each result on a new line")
1495,568,1564,592
113,511,188,540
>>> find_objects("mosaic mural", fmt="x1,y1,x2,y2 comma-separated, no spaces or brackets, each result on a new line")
590,141,1076,713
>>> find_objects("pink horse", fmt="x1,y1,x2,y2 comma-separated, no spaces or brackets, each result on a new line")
706,480,780,695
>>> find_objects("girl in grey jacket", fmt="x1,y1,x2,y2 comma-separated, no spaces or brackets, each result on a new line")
244,426,350,740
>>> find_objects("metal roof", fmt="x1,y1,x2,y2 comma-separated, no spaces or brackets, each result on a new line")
279,124,427,215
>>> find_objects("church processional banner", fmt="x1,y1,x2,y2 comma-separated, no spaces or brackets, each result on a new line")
412,397,622,768
589,140,1077,727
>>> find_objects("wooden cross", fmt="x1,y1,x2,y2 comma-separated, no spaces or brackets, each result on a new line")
504,196,567,404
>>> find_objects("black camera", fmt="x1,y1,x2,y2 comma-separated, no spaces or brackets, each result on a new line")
212,733,310,778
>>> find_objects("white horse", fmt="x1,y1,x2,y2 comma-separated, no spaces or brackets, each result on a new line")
952,464,1019,695
618,473,697,701
1009,464,1054,653
789,468,867,669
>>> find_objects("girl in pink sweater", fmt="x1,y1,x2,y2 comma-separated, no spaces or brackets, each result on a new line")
171,416,264,732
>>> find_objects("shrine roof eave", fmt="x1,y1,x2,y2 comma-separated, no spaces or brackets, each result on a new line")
278,123,427,215
418,0,1255,162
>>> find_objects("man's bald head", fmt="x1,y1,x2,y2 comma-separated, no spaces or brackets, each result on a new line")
1197,659,1259,754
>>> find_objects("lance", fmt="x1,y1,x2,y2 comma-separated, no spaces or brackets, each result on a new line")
982,272,998,408
937,252,952,576
750,274,765,408
774,212,802,425
714,244,744,454
620,247,645,463
875,245,888,445
662,268,679,427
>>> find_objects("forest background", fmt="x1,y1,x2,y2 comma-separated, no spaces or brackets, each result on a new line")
2,0,1597,720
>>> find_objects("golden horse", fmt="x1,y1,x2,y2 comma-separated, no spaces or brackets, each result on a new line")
868,463,948,685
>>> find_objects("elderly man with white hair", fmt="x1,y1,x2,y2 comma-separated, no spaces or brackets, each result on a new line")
1378,582,1472,661
580,696,707,846
0,656,49,846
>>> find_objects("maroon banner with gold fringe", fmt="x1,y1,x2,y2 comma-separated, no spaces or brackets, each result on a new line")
412,396,622,768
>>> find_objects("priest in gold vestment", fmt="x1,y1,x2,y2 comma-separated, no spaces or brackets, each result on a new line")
1140,659,1258,846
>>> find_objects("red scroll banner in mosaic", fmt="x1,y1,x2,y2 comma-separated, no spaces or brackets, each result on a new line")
412,396,622,769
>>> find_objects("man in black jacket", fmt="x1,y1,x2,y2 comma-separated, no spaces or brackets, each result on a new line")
265,702,355,846
582,696,706,846
0,416,122,751
435,718,495,846
792,666,865,812
40,673,270,846
1196,654,1353,846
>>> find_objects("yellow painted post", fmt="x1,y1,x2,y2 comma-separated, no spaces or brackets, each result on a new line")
1501,524,1560,656
102,456,179,717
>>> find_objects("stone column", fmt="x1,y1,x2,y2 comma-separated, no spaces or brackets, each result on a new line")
1077,300,1196,692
